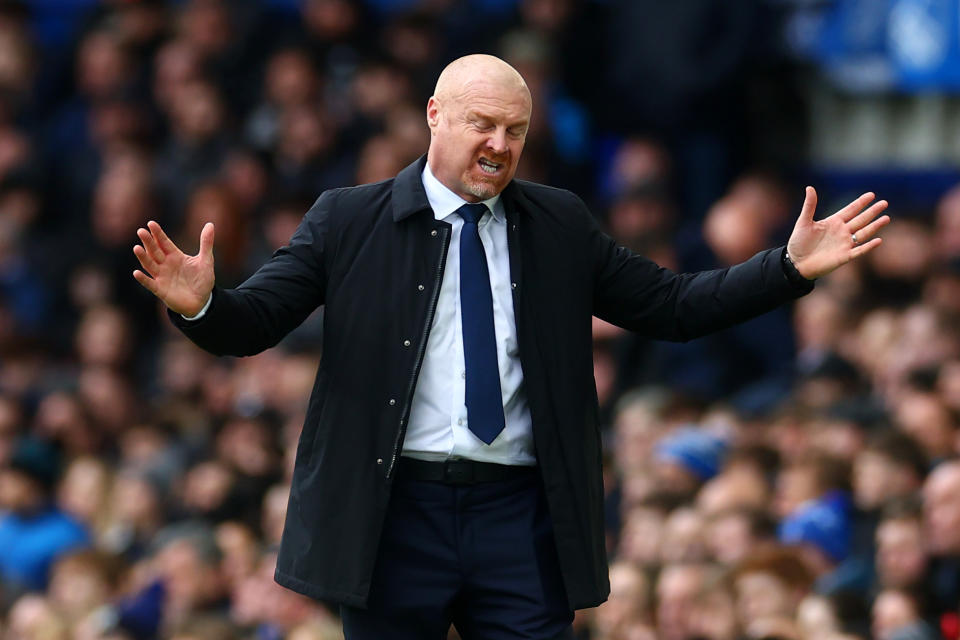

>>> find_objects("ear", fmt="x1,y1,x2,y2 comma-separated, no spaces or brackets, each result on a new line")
426,96,440,132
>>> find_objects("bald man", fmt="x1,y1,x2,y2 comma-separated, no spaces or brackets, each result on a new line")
922,461,960,618
133,55,889,639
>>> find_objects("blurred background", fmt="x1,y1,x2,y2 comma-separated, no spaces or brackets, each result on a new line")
0,0,958,638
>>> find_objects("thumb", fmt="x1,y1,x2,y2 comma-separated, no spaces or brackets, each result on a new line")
199,222,215,261
799,186,817,223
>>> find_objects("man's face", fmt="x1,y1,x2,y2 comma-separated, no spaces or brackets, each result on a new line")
656,567,702,640
876,518,926,588
426,78,530,202
923,467,960,554
853,451,898,510
707,513,753,565
0,469,41,513
734,571,795,623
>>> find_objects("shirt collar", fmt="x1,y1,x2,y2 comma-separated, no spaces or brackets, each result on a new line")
421,162,504,223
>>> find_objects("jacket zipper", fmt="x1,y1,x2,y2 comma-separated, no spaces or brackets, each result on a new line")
386,225,450,479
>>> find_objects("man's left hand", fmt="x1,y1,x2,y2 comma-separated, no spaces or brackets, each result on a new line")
787,186,890,280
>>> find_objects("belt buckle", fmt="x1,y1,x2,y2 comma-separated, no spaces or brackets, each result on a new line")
444,460,473,484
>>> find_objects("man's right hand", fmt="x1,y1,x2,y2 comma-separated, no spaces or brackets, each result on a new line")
133,220,215,317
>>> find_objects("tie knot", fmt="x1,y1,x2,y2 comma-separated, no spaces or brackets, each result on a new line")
456,203,488,225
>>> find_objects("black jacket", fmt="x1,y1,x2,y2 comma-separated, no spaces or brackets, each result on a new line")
172,156,812,609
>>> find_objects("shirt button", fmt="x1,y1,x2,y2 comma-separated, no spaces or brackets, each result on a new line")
461,371,466,379
417,284,424,291
389,399,396,406
430,229,438,237
403,339,411,347
458,419,463,425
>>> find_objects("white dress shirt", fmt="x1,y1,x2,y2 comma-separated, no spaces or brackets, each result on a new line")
401,164,535,466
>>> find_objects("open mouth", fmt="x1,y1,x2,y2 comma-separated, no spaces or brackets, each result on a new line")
478,158,503,175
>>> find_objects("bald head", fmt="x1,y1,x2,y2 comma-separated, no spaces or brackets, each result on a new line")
433,55,531,106
426,55,532,202
924,461,960,554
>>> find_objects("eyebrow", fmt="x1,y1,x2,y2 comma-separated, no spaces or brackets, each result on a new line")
467,111,528,129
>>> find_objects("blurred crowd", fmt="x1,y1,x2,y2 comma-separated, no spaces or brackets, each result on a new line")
0,0,956,639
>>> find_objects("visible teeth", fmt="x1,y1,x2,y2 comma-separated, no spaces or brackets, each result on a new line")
479,159,499,174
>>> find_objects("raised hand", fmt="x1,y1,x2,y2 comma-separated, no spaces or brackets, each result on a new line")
787,187,890,280
133,221,215,317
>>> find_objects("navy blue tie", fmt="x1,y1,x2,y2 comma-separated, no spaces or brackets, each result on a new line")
457,203,505,444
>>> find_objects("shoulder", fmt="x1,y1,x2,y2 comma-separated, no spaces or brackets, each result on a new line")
512,179,586,209
509,179,595,235
305,179,395,225
315,179,394,208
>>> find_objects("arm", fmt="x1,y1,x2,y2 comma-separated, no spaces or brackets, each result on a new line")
592,187,889,341
592,232,804,342
134,193,332,357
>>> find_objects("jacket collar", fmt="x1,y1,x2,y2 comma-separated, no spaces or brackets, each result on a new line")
392,154,530,222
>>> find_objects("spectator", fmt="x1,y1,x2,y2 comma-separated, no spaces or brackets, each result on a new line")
155,78,232,219
245,46,323,152
705,508,777,566
872,589,938,640
893,389,957,464
875,499,929,593
6,593,69,640
688,576,738,640
921,461,960,618
139,521,229,632
180,182,250,287
852,431,927,514
653,426,728,498
47,549,122,627
0,437,89,592
655,562,715,640
591,561,652,639
731,547,813,637
56,456,113,538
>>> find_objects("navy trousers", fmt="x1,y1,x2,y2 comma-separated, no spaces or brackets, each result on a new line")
340,466,574,639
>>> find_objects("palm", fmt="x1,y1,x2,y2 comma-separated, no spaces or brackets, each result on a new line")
787,187,890,280
153,252,212,309
133,221,215,317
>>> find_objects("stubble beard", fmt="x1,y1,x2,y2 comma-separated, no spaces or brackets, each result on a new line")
462,171,503,201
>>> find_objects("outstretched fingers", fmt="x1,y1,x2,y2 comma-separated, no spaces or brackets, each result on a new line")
851,237,883,259
848,199,888,232
147,220,180,255
838,192,876,222
137,226,165,264
132,269,160,295
852,213,891,244
133,243,159,274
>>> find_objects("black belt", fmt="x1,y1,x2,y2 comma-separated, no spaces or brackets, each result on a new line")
397,457,537,485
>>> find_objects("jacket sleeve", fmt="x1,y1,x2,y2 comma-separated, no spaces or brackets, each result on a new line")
169,191,333,356
589,208,813,342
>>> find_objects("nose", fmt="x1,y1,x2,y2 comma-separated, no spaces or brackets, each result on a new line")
487,127,508,155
